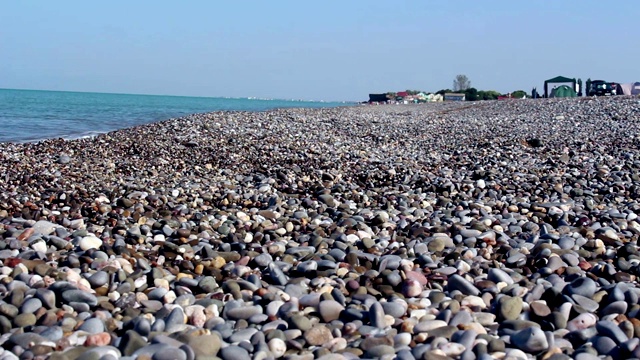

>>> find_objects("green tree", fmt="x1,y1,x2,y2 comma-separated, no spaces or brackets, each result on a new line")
464,87,478,101
436,89,452,95
477,90,500,100
511,90,527,98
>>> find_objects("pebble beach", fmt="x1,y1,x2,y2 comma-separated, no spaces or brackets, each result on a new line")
2,96,640,360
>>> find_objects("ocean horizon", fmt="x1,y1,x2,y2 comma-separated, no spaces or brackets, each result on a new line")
0,88,353,143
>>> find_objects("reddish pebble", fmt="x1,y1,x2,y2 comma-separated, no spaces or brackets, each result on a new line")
236,256,250,266
578,260,592,271
5,258,22,267
84,332,111,347
405,270,428,286
17,228,34,241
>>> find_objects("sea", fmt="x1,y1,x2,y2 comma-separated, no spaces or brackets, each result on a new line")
0,89,351,143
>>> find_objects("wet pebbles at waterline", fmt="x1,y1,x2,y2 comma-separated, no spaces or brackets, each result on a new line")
1,97,640,360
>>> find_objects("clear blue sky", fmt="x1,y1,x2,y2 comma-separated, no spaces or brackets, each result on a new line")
1,1,638,101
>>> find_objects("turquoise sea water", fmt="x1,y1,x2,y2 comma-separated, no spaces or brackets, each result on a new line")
0,89,351,143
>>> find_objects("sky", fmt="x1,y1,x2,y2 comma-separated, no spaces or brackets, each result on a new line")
1,1,639,101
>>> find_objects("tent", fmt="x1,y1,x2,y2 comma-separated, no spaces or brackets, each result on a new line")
619,83,633,96
620,81,640,96
544,76,577,98
620,82,640,96
550,85,577,98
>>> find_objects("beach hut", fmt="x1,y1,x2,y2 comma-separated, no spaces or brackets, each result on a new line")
544,76,577,98
550,85,577,98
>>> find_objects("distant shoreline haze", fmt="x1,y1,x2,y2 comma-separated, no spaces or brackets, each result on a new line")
0,88,354,103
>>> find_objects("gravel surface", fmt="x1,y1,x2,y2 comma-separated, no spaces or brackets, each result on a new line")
1,96,640,360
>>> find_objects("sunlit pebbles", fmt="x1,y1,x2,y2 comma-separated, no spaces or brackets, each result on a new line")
0,96,639,359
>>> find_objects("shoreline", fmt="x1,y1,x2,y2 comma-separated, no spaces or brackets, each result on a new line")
1,97,640,359
0,89,356,144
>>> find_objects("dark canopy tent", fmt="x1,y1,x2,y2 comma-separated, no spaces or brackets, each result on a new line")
544,76,577,98
633,82,640,96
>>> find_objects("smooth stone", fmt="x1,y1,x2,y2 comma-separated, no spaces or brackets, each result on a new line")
601,301,628,316
40,326,64,342
35,289,56,309
226,305,263,320
79,236,103,251
596,320,629,344
304,325,333,346
228,328,257,343
567,313,597,332
572,294,599,313
165,307,186,332
62,290,98,306
369,302,385,328
510,327,549,352
31,220,59,235
268,338,286,358
447,275,480,296
565,277,597,298
414,320,448,333
488,268,514,285
288,314,311,331
20,298,43,314
198,277,218,293
187,334,222,357
574,353,601,360
220,345,251,360
88,271,109,287
152,348,187,360
79,318,105,334
591,335,617,355
14,313,36,327
449,311,473,327
499,296,523,320
133,344,171,358
318,300,344,323
120,330,148,356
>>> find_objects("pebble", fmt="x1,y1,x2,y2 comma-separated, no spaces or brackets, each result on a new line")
304,325,333,346
318,300,344,323
220,345,251,360
510,327,549,352
447,275,480,296
499,296,523,320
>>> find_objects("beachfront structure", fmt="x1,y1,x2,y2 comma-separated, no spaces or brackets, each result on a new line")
544,76,579,98
368,92,443,103
444,93,466,101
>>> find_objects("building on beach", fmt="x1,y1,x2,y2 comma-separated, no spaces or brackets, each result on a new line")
444,93,466,101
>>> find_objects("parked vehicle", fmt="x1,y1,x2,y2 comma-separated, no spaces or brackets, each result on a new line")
588,80,617,96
